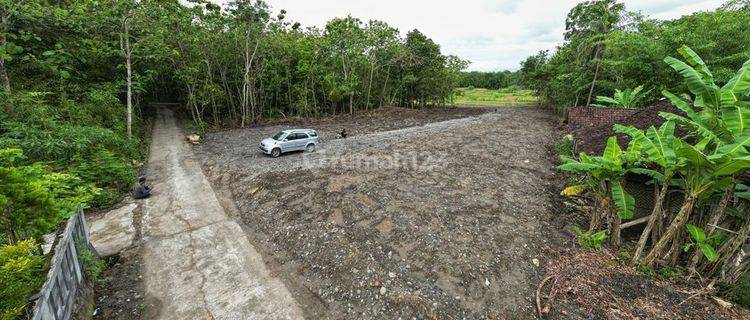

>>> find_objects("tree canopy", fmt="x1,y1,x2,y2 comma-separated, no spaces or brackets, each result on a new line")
520,1,750,112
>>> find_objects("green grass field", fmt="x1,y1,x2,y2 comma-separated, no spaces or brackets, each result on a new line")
452,87,538,106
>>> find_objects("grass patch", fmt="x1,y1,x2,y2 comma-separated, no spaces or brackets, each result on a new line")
452,87,537,106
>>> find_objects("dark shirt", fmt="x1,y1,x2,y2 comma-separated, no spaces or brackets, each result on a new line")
133,183,151,199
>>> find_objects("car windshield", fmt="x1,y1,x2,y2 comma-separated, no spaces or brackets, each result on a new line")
272,132,286,141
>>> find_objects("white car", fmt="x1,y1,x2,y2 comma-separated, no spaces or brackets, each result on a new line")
259,129,319,158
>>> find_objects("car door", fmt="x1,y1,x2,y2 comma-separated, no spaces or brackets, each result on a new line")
292,133,309,150
279,133,295,152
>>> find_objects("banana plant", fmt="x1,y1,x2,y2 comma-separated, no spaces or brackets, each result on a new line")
559,136,635,246
592,85,651,109
659,46,750,148
613,121,685,265
642,142,749,267
644,47,750,267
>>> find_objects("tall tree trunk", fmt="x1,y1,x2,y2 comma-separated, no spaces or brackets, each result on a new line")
365,63,375,110
0,12,10,93
643,195,698,268
241,30,259,127
632,178,671,265
380,64,391,107
122,18,133,140
585,45,602,108
667,228,685,266
241,33,250,127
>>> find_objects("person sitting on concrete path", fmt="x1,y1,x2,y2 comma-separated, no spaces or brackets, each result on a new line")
133,176,152,199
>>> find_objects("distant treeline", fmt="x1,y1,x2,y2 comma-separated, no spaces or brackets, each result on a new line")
458,71,521,89
518,0,750,111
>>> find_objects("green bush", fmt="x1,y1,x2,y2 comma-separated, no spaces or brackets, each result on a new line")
0,89,139,208
498,85,521,93
76,243,106,283
556,134,576,158
727,274,750,309
0,240,47,320
574,226,608,251
68,149,135,207
0,148,97,243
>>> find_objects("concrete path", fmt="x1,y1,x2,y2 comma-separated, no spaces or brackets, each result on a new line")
140,107,303,320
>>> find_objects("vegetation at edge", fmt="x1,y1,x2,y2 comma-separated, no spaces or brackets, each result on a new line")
452,87,537,106
518,0,750,112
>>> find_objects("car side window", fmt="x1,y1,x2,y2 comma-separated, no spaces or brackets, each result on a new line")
295,133,309,140
308,131,317,137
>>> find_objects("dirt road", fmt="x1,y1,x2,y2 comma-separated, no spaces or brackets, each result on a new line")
196,107,568,319
139,107,302,319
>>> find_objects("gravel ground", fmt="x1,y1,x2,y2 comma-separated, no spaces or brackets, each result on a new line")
195,106,569,319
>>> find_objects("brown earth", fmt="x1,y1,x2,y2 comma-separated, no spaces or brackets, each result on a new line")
540,249,750,319
93,248,150,319
191,105,750,319
195,106,570,319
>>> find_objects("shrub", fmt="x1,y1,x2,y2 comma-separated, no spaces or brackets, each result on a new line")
68,149,135,207
556,134,576,158
574,226,608,251
498,85,520,93
0,240,47,320
726,274,750,309
76,243,106,283
0,148,97,243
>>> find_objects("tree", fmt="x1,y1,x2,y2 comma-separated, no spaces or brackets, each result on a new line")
564,0,626,108
324,16,365,114
363,20,398,109
528,1,750,112
229,0,269,125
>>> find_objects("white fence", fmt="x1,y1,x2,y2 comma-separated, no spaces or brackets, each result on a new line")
31,210,92,320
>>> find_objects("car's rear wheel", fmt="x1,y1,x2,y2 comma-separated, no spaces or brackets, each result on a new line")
305,144,316,153
271,148,281,158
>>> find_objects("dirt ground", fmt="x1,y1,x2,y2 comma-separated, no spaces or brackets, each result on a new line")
195,106,570,319
539,249,750,319
93,248,150,319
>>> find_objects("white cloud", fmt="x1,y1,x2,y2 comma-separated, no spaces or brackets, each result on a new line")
215,0,725,71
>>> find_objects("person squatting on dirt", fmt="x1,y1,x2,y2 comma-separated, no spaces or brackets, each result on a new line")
133,176,152,199
339,128,348,138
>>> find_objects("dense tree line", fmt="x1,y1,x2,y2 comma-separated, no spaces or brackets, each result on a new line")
520,0,750,111
458,70,520,89
134,0,466,128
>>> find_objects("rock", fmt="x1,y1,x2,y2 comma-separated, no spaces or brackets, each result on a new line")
186,134,201,144
89,203,138,257
712,296,734,309
380,287,387,295
532,258,540,267
388,272,396,278
485,278,490,287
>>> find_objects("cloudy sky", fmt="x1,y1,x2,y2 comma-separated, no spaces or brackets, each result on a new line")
228,0,726,71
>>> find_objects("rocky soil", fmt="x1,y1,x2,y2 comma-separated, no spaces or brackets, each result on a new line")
540,250,750,319
195,106,569,319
